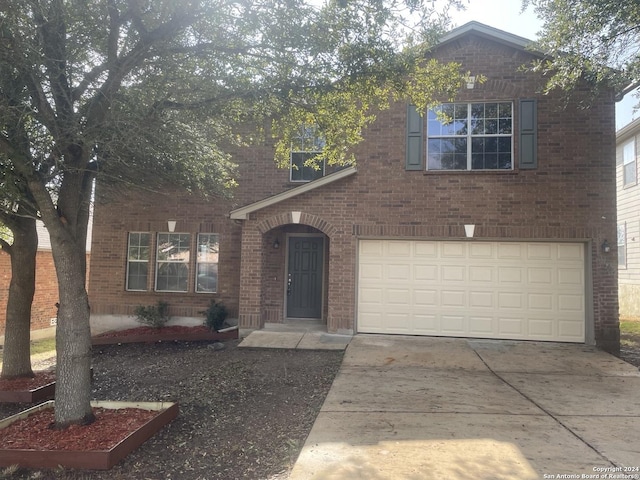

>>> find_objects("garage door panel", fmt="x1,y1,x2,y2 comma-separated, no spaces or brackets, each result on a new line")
558,294,584,311
498,267,523,284
358,240,586,343
387,241,411,256
441,290,466,307
469,265,494,282
359,264,383,280
442,242,465,258
386,313,412,331
558,320,584,340
558,268,583,286
469,243,493,258
498,292,524,309
469,316,494,334
528,268,553,285
414,242,438,257
557,243,584,261
528,318,554,338
528,243,553,260
359,287,383,304
414,264,438,281
497,243,523,258
469,291,494,308
413,314,438,333
386,288,411,304
387,264,411,280
528,293,554,310
498,317,526,335
360,241,383,256
442,265,466,282
441,315,465,334
413,289,438,306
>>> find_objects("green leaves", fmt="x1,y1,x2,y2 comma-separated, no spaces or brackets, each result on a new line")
526,0,640,96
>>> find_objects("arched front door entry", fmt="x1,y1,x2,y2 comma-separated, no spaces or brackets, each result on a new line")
286,235,324,319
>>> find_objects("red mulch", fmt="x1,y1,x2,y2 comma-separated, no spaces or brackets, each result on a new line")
0,407,157,451
95,325,210,338
0,372,56,391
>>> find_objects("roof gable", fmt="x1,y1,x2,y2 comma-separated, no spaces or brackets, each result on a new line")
436,21,540,56
230,166,357,220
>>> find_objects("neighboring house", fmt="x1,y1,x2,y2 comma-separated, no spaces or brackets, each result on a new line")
0,223,57,339
0,221,92,340
616,117,640,321
87,22,620,353
0,220,92,341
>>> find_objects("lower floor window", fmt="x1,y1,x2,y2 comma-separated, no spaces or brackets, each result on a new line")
196,234,219,293
156,233,191,292
618,223,627,268
126,231,220,293
126,232,150,291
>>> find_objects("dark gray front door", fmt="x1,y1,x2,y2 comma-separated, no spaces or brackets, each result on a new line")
287,236,324,319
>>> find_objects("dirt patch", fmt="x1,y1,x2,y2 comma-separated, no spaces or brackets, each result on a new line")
0,340,343,479
621,332,640,369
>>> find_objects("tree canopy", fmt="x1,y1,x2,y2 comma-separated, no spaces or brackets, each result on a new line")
0,0,467,426
524,0,640,98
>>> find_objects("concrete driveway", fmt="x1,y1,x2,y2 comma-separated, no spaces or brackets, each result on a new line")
289,335,640,480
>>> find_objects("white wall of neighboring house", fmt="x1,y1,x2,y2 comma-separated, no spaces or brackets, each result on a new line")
617,117,640,320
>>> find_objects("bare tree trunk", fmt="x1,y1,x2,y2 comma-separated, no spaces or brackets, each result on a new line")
50,234,94,427
1,215,37,379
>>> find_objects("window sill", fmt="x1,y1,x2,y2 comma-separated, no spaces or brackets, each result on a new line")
422,169,519,175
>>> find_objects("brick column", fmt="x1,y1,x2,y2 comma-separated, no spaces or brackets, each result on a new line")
238,225,263,329
327,233,356,334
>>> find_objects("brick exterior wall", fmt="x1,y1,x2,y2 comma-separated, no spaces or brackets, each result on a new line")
0,250,89,337
88,30,619,352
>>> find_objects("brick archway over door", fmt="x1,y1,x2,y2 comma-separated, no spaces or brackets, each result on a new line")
256,212,338,237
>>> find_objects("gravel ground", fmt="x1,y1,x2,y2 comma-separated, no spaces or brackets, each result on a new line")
0,339,344,480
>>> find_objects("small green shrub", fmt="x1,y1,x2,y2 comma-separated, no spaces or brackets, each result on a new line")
134,301,170,329
201,300,228,331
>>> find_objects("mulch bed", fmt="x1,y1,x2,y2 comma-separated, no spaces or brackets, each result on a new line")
92,325,238,345
0,339,344,479
0,372,55,392
0,407,157,451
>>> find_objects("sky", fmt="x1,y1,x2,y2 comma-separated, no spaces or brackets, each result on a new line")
448,0,638,130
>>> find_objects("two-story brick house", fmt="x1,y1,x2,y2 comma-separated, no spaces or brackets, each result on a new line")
87,22,620,353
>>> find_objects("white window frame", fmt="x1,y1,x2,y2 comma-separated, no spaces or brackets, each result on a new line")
618,223,627,268
196,233,219,293
623,139,636,187
427,102,514,171
126,232,151,291
155,233,191,292
290,125,326,182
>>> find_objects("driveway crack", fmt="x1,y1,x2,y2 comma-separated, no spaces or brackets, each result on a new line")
471,349,619,469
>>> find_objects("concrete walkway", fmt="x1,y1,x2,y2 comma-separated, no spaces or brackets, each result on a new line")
286,335,640,480
239,324,352,351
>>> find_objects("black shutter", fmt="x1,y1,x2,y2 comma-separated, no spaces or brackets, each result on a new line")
519,99,537,169
406,105,424,170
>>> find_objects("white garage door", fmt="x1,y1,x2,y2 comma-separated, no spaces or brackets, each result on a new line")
357,240,585,342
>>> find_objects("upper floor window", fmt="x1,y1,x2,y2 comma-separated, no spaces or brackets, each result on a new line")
427,102,513,171
155,233,190,292
126,232,150,291
623,139,636,187
290,125,326,182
